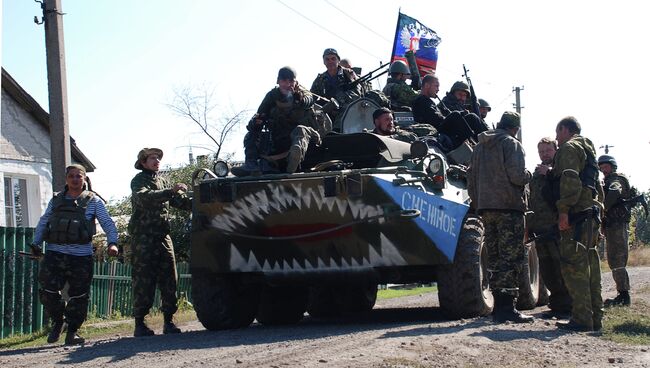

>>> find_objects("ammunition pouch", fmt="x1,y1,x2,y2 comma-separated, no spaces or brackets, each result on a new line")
44,191,96,245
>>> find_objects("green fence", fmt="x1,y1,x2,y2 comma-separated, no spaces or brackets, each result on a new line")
0,227,192,339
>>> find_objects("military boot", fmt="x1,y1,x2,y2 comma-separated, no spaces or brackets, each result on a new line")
133,317,155,337
47,319,64,343
285,145,302,174
604,291,631,307
64,329,85,345
231,160,261,177
493,293,534,323
162,314,181,334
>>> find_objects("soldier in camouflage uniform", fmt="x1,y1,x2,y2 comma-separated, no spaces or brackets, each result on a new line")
371,107,417,143
528,137,572,316
232,66,323,176
598,155,633,307
551,116,604,332
129,148,192,337
467,112,533,324
32,164,119,345
382,60,419,111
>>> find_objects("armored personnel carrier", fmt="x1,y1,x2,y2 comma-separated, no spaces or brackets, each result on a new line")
189,97,542,330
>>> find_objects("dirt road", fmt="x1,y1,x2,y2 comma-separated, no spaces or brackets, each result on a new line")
1,268,649,368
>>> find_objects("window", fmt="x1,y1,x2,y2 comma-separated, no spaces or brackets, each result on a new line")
4,177,29,227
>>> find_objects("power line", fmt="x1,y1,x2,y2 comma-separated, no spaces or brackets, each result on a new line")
322,0,392,43
274,0,383,60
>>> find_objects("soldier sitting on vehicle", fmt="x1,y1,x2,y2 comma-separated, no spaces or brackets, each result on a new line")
370,107,418,143
438,81,489,144
232,66,323,176
478,98,491,120
382,60,419,112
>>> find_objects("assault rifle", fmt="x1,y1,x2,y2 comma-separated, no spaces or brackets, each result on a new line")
462,64,482,117
526,206,601,245
342,62,389,91
618,193,649,217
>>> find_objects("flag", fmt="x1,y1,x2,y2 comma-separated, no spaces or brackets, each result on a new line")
390,12,442,77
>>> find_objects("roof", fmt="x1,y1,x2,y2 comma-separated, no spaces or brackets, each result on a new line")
1,67,96,172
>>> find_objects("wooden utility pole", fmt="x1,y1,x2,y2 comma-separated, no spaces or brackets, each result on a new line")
513,86,524,141
42,0,71,191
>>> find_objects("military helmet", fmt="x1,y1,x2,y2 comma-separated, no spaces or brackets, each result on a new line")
277,66,296,81
450,81,470,94
478,98,491,111
322,48,340,60
497,111,521,129
389,60,410,75
598,154,617,170
135,148,163,170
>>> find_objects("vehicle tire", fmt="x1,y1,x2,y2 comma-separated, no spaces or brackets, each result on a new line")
537,278,550,306
437,215,493,319
256,286,308,325
307,284,378,318
191,271,259,330
516,243,541,310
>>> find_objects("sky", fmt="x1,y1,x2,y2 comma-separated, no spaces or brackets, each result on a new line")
3,0,649,202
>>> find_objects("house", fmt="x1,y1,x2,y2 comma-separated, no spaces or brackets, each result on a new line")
1,67,95,227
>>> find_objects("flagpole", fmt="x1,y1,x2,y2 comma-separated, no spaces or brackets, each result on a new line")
389,11,402,63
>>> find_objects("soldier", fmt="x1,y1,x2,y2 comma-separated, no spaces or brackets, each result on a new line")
467,111,534,324
371,107,417,143
440,81,470,113
310,48,360,101
528,137,572,316
382,60,419,111
31,164,119,345
411,74,445,129
232,66,322,176
598,154,633,307
478,98,491,120
129,148,192,337
551,116,604,332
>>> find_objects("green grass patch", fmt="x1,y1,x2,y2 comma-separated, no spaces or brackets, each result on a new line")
0,309,197,350
602,300,650,345
377,285,437,300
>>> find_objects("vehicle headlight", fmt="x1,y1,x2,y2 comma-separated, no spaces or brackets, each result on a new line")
212,161,230,177
428,157,443,174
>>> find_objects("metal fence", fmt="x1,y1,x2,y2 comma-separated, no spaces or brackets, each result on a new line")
0,227,192,339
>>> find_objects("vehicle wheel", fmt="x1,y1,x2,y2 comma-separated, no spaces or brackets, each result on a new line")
437,215,493,319
256,286,308,325
537,278,550,306
191,271,259,330
307,284,378,318
516,243,541,310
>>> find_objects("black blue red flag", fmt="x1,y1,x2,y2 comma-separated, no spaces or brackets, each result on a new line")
390,12,442,77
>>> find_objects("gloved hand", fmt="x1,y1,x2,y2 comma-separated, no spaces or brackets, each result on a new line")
29,244,43,259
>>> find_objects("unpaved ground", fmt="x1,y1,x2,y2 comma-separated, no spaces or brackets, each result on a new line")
1,268,649,368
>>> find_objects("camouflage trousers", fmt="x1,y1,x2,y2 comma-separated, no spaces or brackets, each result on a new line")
559,218,603,330
481,211,525,297
286,125,321,173
38,251,93,331
535,237,572,312
131,233,178,319
604,222,630,291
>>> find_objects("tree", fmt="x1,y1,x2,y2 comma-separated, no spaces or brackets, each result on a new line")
631,189,650,246
167,83,250,160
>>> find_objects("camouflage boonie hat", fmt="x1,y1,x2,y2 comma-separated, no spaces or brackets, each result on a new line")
498,111,521,129
134,148,163,169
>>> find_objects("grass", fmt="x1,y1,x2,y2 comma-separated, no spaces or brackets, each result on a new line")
602,299,650,345
0,309,197,350
601,244,650,272
377,285,437,300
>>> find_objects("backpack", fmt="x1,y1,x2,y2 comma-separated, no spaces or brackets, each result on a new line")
44,191,96,244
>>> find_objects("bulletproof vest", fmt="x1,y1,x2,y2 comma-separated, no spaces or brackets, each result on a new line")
44,191,96,244
580,147,599,198
604,173,632,222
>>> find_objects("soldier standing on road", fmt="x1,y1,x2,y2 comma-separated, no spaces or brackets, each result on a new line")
371,107,418,143
528,137,572,317
31,164,119,345
598,154,633,307
551,117,604,332
129,148,192,337
467,111,534,324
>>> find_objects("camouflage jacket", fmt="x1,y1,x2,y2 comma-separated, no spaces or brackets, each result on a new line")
411,94,445,129
439,92,466,113
128,170,192,236
603,172,632,222
310,66,359,99
528,170,558,232
467,129,530,212
552,135,603,215
253,86,315,141
372,128,418,143
382,78,418,110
